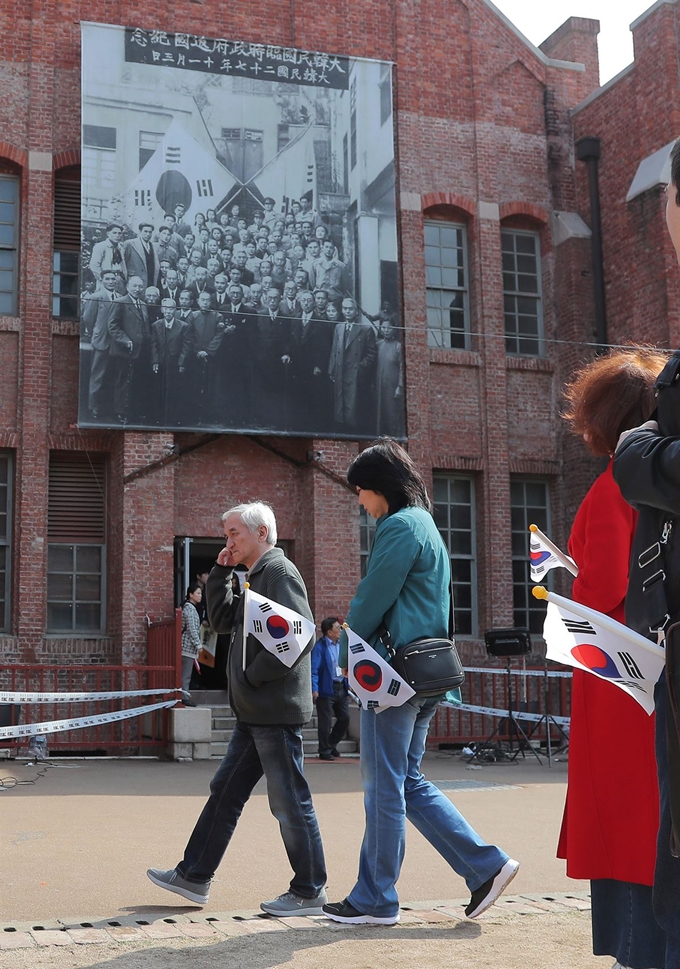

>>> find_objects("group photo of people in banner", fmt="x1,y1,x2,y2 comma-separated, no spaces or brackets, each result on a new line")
78,25,404,440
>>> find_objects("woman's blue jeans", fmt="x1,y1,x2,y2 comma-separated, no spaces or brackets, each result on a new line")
347,696,510,918
177,721,327,898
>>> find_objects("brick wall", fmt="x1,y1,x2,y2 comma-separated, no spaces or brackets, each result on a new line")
573,1,680,354
0,0,600,668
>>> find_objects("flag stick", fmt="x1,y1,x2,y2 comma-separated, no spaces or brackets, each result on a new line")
532,585,665,658
242,581,250,672
529,524,579,577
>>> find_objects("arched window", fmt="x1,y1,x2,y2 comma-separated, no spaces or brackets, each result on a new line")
424,218,470,349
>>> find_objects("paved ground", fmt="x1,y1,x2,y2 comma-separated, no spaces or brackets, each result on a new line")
0,750,614,968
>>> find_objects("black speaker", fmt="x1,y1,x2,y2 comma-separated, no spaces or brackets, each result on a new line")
484,627,532,657
0,704,20,728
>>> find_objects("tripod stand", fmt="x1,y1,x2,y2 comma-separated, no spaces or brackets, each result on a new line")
468,655,543,765
516,662,570,767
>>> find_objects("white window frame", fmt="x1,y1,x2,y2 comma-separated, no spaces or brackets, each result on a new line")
0,451,12,632
502,228,544,357
0,175,19,317
510,477,551,634
425,219,470,349
46,543,107,634
433,474,477,637
359,506,377,578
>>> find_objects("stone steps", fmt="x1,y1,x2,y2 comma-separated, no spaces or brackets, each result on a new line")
192,696,359,760
210,726,324,743
208,738,359,759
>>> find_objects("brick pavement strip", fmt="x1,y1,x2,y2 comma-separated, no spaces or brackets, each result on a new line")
0,932,35,949
139,922,185,939
0,894,593,946
396,912,428,924
177,922,219,939
30,930,72,946
403,909,460,923
242,918,289,933
67,929,112,944
517,896,573,914
549,896,591,911
278,916,323,929
105,926,147,942
435,904,468,919
3,921,62,932
490,898,552,916
56,917,112,930
203,920,255,936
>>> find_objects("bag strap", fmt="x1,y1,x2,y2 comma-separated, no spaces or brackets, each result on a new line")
378,586,454,655
638,519,673,634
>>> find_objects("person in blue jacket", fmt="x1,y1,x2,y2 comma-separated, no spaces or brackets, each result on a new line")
322,439,519,926
311,617,350,760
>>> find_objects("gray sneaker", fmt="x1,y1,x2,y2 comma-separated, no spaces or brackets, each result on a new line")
260,888,328,916
147,867,210,905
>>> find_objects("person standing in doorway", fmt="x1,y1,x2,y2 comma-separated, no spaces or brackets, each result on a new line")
311,617,349,761
180,582,202,707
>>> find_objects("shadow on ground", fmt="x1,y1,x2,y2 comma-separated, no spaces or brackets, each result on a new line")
76,923,483,969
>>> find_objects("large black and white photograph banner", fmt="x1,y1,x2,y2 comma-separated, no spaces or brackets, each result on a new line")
79,23,404,439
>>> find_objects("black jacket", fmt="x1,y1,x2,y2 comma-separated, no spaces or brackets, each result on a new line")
614,350,680,636
205,546,314,725
614,349,680,851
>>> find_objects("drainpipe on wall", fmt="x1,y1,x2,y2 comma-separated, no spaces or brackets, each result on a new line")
576,136,607,350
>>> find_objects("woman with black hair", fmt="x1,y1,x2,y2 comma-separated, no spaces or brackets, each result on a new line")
181,582,203,707
323,439,518,925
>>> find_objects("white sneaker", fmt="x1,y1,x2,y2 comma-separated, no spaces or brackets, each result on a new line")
465,858,520,918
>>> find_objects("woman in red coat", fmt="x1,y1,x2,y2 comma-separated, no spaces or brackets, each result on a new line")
559,348,668,969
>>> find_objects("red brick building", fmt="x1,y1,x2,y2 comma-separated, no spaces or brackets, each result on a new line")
0,0,605,678
572,0,680,353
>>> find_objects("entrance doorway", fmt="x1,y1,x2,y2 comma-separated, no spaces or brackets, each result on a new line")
174,537,224,607
173,536,295,691
174,536,294,604
174,537,228,691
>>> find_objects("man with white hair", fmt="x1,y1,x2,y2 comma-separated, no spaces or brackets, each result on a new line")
148,502,327,917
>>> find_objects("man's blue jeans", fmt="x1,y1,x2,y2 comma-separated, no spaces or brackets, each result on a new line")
177,721,327,898
348,696,510,919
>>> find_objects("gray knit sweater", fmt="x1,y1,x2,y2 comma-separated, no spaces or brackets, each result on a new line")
206,546,314,725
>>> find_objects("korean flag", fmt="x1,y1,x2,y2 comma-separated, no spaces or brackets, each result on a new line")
535,586,664,715
245,589,316,668
345,625,415,713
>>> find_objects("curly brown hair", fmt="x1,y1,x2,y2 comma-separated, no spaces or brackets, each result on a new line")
563,347,670,456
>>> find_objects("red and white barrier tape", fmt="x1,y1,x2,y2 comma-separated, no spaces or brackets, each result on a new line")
0,687,180,704
442,700,570,726
0,699,178,740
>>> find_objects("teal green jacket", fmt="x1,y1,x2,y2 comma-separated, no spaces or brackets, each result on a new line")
339,505,451,667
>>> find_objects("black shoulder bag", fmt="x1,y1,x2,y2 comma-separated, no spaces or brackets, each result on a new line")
378,596,464,697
